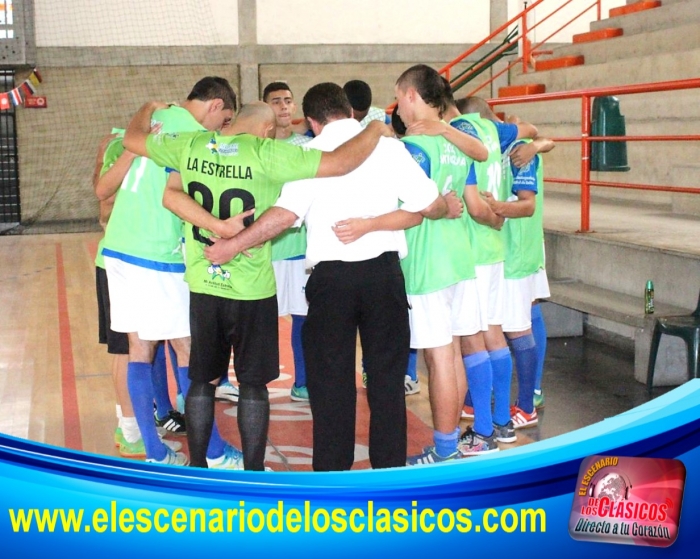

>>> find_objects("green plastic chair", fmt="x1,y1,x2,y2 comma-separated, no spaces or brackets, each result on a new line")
647,291,700,392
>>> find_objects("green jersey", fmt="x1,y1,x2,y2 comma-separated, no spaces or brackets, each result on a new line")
452,114,505,266
95,137,126,269
145,130,322,300
271,134,312,261
400,134,476,295
501,140,545,279
102,106,203,269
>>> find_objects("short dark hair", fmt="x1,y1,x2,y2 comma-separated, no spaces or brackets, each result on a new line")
187,76,237,111
262,81,293,102
395,64,449,115
302,82,353,124
342,80,372,112
459,96,496,120
391,105,406,137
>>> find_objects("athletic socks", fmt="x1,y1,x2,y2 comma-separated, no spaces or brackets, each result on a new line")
238,384,270,471
434,427,460,458
185,380,216,468
531,304,548,392
177,366,191,399
407,348,418,382
121,416,141,444
490,346,513,426
291,315,307,388
464,351,493,436
510,334,537,414
152,343,173,419
127,361,166,461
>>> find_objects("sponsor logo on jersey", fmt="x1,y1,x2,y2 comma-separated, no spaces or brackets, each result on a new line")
207,264,231,281
206,138,219,154
217,143,239,156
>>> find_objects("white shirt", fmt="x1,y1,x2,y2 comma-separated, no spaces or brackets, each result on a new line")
275,118,439,268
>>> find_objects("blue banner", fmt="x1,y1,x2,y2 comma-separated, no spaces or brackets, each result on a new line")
2,380,699,558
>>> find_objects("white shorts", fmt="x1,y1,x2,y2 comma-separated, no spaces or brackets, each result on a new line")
502,269,550,333
104,256,190,341
273,258,310,316
475,262,505,330
408,279,481,349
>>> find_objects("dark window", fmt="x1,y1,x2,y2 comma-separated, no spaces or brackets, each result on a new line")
0,69,20,226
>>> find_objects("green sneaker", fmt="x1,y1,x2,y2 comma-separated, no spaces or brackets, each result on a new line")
114,427,125,448
119,438,146,458
361,371,367,388
533,390,545,409
119,437,182,458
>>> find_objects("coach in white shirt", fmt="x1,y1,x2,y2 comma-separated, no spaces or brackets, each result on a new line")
204,82,451,470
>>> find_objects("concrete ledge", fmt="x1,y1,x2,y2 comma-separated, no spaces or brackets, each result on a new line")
547,279,692,386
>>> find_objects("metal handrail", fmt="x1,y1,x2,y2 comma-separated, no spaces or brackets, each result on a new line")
490,78,700,232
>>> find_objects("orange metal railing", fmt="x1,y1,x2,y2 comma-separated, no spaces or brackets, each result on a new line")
444,0,604,96
489,78,700,232
387,0,606,110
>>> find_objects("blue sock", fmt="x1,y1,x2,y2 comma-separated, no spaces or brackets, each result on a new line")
152,343,174,420
510,334,537,414
464,389,473,407
406,348,418,381
167,342,180,392
531,304,547,392
291,315,307,387
127,361,166,460
434,427,460,458
464,352,493,436
490,347,513,426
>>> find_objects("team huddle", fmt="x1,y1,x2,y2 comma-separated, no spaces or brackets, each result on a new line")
94,64,553,471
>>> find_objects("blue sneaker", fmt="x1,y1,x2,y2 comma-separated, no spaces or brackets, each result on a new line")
290,385,309,402
406,446,461,466
458,426,500,456
215,381,239,403
146,447,189,466
206,444,244,470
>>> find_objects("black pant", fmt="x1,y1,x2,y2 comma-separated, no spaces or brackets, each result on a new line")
302,252,410,471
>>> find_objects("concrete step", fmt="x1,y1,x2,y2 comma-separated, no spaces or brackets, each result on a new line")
593,0,700,35
609,0,662,19
511,45,700,91
543,278,694,386
542,21,700,65
534,55,584,72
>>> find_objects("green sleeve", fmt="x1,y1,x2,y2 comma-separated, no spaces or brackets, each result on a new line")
99,139,126,177
259,139,322,184
145,131,198,171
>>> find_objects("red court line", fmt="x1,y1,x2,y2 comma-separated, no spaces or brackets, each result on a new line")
55,243,83,451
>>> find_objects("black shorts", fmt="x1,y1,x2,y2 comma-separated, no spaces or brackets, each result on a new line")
96,266,129,355
189,292,279,385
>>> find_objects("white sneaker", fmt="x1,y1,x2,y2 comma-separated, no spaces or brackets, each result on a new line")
146,447,189,466
158,434,183,452
404,374,420,395
215,381,239,403
206,444,244,470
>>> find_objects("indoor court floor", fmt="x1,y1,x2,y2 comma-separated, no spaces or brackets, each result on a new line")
0,231,674,470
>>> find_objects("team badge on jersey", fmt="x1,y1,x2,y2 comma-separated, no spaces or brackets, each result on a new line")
207,264,231,281
207,138,219,154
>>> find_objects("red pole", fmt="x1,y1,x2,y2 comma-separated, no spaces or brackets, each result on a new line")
597,0,602,20
580,95,592,233
522,10,529,73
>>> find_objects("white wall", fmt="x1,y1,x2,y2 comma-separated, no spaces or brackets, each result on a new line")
34,0,239,46
257,0,491,45
34,0,630,48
